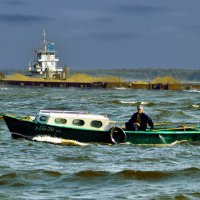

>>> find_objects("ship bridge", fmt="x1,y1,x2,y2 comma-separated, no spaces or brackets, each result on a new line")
28,30,64,78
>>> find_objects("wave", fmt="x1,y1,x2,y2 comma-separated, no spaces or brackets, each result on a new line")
183,89,200,93
56,155,93,162
1,167,199,187
0,179,28,187
0,170,62,186
158,193,200,200
42,170,62,177
75,170,109,178
114,87,129,90
0,87,10,91
31,136,198,147
32,136,89,146
112,100,154,106
71,167,200,180
0,172,17,179
192,104,200,108
117,169,171,180
135,140,193,147
0,172,28,187
154,109,193,120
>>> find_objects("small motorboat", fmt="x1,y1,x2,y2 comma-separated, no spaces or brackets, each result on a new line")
2,110,200,144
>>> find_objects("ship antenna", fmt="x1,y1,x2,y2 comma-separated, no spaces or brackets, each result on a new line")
43,29,47,51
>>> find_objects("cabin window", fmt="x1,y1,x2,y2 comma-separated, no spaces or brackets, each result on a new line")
90,120,103,128
73,119,85,126
55,118,67,124
39,116,48,122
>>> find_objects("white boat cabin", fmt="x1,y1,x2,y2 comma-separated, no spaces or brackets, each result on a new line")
28,30,64,79
34,110,111,131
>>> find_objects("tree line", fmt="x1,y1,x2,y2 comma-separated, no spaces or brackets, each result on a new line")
71,68,200,82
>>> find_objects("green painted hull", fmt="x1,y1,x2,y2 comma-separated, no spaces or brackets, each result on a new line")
2,115,112,143
3,114,200,144
125,130,200,144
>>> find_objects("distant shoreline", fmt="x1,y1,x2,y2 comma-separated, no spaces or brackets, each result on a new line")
1,68,199,83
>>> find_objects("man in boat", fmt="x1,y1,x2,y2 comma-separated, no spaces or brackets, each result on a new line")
125,105,154,131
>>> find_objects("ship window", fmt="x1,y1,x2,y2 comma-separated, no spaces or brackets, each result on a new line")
90,120,103,128
73,119,85,126
55,118,67,124
39,116,48,122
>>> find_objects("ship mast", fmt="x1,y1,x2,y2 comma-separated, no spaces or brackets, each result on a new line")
42,29,48,51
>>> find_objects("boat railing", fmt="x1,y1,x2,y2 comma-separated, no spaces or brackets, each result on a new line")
39,110,109,118
40,110,88,114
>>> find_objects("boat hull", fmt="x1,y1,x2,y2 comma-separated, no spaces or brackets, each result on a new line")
3,115,112,143
3,115,200,144
125,130,200,144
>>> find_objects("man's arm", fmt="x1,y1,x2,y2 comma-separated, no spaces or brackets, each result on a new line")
129,113,137,123
147,115,154,129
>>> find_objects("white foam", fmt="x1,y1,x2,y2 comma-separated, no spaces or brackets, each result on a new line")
141,101,149,105
192,104,200,108
0,87,9,90
32,136,88,146
119,101,137,104
115,87,128,90
183,89,200,93
119,101,149,105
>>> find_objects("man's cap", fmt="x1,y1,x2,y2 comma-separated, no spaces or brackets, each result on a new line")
137,105,143,110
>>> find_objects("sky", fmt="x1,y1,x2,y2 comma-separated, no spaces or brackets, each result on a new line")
0,0,200,70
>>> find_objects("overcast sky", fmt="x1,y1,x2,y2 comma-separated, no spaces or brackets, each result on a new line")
0,0,200,70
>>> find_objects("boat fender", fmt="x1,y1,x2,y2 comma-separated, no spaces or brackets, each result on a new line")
109,127,126,144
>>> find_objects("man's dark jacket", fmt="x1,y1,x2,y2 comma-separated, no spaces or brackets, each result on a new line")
127,112,154,131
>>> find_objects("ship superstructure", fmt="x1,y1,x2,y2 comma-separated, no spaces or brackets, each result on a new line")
28,30,64,79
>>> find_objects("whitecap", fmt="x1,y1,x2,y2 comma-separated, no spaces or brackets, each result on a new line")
119,101,137,104
32,136,88,146
114,87,128,90
118,101,150,105
192,104,200,108
0,87,10,90
183,89,200,93
141,102,149,105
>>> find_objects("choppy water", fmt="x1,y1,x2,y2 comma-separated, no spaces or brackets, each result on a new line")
0,86,200,200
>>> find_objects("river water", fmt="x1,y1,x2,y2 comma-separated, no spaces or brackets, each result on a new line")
0,86,200,200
